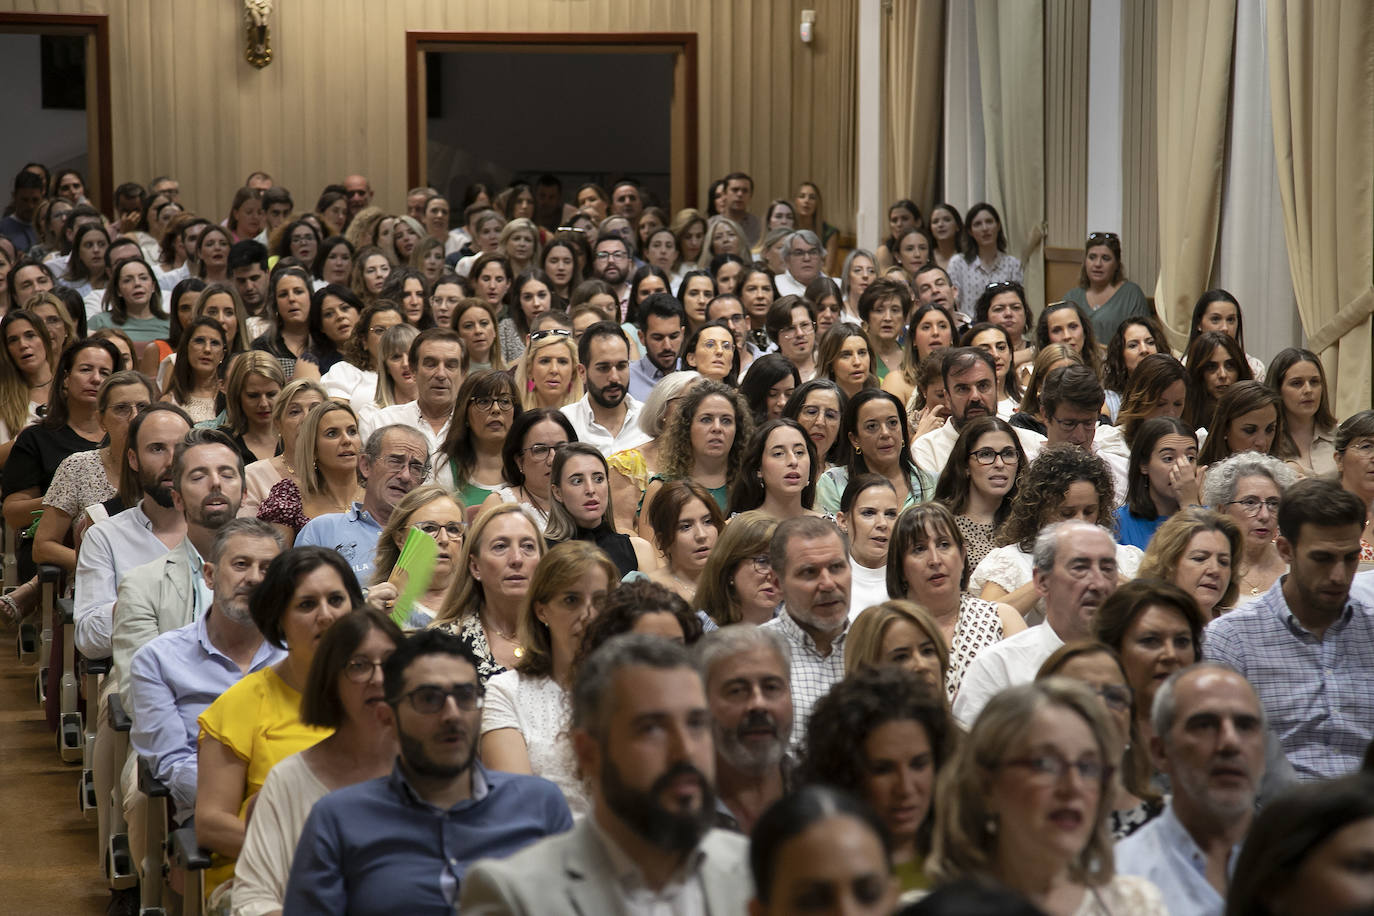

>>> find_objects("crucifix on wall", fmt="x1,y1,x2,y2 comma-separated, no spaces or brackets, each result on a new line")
244,0,272,68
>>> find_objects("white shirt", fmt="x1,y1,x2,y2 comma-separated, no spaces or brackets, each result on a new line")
848,560,890,621
361,401,450,468
952,621,1065,727
589,814,708,916
74,501,176,658
561,394,651,457
1116,804,1234,916
320,361,377,406
910,418,1045,479
774,271,811,297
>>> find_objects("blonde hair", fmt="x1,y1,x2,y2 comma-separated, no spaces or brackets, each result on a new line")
371,484,459,586
515,540,619,678
294,399,359,498
514,332,582,410
1138,508,1244,614
224,351,286,434
430,503,545,627
844,601,950,684
375,323,419,407
1017,343,1082,417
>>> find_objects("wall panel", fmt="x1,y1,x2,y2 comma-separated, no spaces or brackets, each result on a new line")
1121,0,1159,303
0,0,854,232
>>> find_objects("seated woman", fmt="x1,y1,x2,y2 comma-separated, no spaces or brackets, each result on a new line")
1199,382,1286,472
815,323,878,399
1182,330,1252,432
972,444,1144,624
782,379,848,473
513,326,580,411
311,235,354,288
927,678,1168,914
741,353,801,424
605,370,699,533
160,317,227,424
379,266,433,329
1114,417,1202,550
695,510,780,629
436,369,522,510
319,301,402,406
1034,299,1102,381
845,601,949,695
727,418,820,521
816,389,934,514
292,285,363,383
887,503,1025,700
1203,451,1297,600
367,484,465,627
138,276,206,382
349,246,392,309
858,281,905,381
257,400,362,547
1101,315,1166,423
640,379,749,528
1138,508,1243,619
230,608,401,916
881,294,950,408
479,407,576,531
353,322,418,432
572,579,703,668
890,226,936,288
196,547,363,899
239,378,325,519
934,416,1027,574
836,474,900,615
1036,641,1163,839
1011,343,1083,436
431,503,547,682
453,298,506,374
961,322,1022,419
875,199,923,271
479,540,617,816
636,479,725,605
546,442,656,576
0,309,59,453
219,352,286,466
681,319,739,385
1117,353,1189,449
975,280,1036,386
499,269,556,364
799,665,955,894
1267,347,1338,478
1185,288,1266,381
1059,232,1151,343
1333,410,1374,561
88,255,172,351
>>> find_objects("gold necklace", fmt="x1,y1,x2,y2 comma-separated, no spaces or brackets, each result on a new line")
483,611,524,658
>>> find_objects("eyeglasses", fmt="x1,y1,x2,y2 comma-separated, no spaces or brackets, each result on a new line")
700,338,734,352
414,522,464,542
749,554,771,575
720,313,747,326
790,247,822,259
781,321,815,339
970,446,1018,466
1002,753,1111,785
343,656,386,684
529,328,572,343
1092,684,1132,712
473,396,515,412
519,442,563,462
1227,496,1281,517
555,226,588,234
382,454,430,478
594,251,629,262
392,683,484,714
106,401,151,419
799,404,841,423
1050,416,1098,435
1341,440,1374,457
1087,232,1120,243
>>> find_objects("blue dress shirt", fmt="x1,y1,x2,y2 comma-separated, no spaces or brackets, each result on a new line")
1116,804,1235,916
628,354,671,402
283,760,573,915
295,502,384,587
127,613,284,818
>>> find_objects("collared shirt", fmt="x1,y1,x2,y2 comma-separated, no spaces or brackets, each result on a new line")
1204,577,1374,780
562,394,651,457
628,355,672,402
128,613,283,819
361,401,450,469
911,418,1045,480
1116,804,1236,916
74,500,176,658
589,813,707,916
762,610,847,753
184,539,213,620
775,270,827,298
283,760,572,915
952,621,1066,727
296,502,384,587
946,252,1024,319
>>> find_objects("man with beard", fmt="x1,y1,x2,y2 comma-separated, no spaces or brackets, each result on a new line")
461,634,752,913
953,520,1119,727
284,629,570,915
228,239,270,318
761,516,853,753
591,233,633,311
561,321,651,456
695,625,795,834
125,519,283,866
911,347,1044,477
628,293,687,401
1116,664,1267,916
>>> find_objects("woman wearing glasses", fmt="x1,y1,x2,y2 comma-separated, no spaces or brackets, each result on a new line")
1060,232,1150,342
367,484,466,627
782,379,848,471
933,416,1027,574
479,408,576,531
437,370,523,511
1333,411,1374,562
695,510,780,628
233,608,402,916
1203,452,1296,601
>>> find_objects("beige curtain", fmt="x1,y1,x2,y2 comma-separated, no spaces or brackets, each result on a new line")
1153,0,1236,349
794,0,860,237
883,0,945,219
1267,0,1374,415
974,0,1046,312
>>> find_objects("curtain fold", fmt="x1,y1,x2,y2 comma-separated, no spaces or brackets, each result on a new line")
1266,0,1374,414
882,0,945,219
973,0,1046,312
1153,0,1236,350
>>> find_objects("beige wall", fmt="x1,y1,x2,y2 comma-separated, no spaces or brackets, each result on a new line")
0,0,855,231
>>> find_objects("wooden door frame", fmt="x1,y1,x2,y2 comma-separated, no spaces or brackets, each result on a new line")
405,31,698,211
0,12,112,215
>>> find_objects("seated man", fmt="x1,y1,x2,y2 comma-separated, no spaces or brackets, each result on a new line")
461,635,752,913
359,329,462,463
911,348,1043,478
1039,364,1130,500
283,629,572,914
295,424,428,587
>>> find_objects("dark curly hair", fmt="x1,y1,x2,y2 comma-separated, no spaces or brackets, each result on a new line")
1101,314,1167,394
798,665,955,855
727,418,818,515
571,578,703,679
995,443,1117,553
660,378,752,481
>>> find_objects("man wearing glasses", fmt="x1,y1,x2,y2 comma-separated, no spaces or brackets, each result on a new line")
1040,364,1130,503
774,230,828,297
296,425,429,589
591,234,633,314
285,630,572,914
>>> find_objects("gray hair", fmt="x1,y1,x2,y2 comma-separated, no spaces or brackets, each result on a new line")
693,624,791,684
208,517,282,564
1202,452,1299,508
839,248,877,299
639,370,703,437
769,516,849,579
571,634,699,739
1030,520,1102,575
364,423,429,464
783,229,822,259
1151,661,1263,738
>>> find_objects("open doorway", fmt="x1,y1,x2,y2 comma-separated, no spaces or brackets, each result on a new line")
406,32,698,216
0,13,111,213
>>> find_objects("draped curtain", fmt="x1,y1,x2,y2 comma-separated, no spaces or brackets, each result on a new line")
1266,0,1374,414
882,0,945,220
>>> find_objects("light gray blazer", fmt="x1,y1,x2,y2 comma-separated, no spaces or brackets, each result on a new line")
111,541,197,707
459,819,752,915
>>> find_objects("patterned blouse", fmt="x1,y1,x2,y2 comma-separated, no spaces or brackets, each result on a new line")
257,478,310,533
946,594,1005,702
435,612,507,685
43,449,116,518
954,514,997,576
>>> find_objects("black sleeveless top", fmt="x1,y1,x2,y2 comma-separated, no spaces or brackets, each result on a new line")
567,523,637,578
